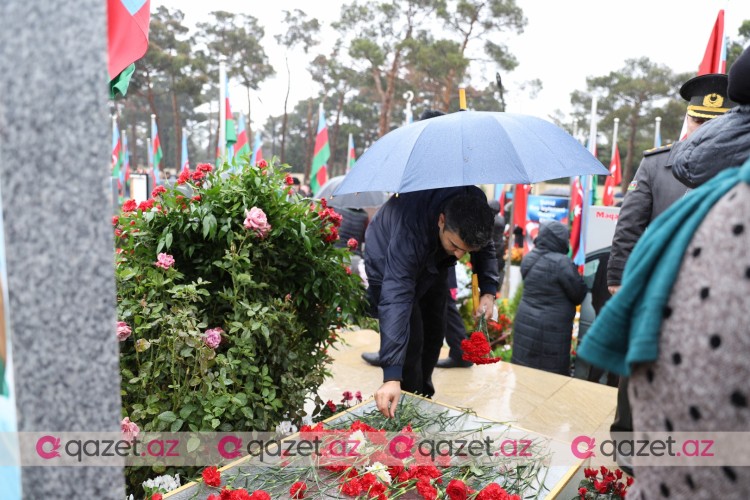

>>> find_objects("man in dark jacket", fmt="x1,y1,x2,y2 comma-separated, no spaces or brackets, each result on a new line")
366,186,498,418
511,220,587,375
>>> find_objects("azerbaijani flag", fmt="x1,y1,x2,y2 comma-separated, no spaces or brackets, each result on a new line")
107,0,151,98
602,144,621,206
310,103,330,195
225,77,237,152
151,114,162,185
111,117,123,188
122,130,131,196
347,133,356,172
512,184,531,252
234,115,250,166
699,10,726,75
569,177,583,256
251,133,264,167
181,128,190,173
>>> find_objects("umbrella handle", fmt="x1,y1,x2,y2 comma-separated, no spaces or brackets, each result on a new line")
471,274,479,316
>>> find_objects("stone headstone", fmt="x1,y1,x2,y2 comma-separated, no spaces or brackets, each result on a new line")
0,0,124,497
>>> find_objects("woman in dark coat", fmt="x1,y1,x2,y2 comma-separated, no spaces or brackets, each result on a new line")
511,220,587,375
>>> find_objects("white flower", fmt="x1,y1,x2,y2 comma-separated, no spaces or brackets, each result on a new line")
365,461,392,484
142,473,181,493
276,420,298,436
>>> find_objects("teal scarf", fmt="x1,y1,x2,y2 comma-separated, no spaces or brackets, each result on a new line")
578,157,750,375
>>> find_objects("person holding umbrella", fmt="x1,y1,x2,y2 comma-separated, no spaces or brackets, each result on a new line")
366,188,499,418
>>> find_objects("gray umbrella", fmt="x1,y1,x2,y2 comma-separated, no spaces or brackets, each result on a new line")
314,175,391,209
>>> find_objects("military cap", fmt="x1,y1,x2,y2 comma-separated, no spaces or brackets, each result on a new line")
679,73,736,119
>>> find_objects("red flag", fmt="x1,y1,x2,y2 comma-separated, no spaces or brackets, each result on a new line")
602,144,621,206
107,0,150,80
569,177,583,256
498,189,506,218
699,10,725,75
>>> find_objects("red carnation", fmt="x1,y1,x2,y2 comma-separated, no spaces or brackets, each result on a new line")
191,171,205,182
151,185,166,198
446,479,470,500
177,169,190,185
151,494,163,500
578,487,587,498
326,400,337,412
340,478,362,497
476,483,519,500
290,481,307,499
202,466,221,487
416,481,438,500
197,163,213,173
248,491,270,500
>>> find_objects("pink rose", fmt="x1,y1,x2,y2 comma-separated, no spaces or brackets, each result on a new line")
116,321,131,341
203,327,223,349
121,417,139,442
347,238,358,251
244,207,272,239
155,253,175,269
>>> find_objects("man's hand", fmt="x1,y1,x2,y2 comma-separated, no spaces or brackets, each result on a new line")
375,381,401,418
476,294,496,320
608,285,621,296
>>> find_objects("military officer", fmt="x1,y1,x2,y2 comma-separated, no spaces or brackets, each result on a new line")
607,73,736,293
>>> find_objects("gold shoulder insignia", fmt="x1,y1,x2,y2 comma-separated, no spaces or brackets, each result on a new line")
643,143,674,157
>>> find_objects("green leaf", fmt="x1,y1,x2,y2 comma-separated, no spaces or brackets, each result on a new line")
170,418,184,432
165,232,173,249
211,418,221,429
187,437,201,453
157,411,177,423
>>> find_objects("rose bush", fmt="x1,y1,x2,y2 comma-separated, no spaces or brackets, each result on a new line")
115,158,368,495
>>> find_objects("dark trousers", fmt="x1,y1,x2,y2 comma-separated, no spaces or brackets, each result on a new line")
445,298,467,361
401,269,448,398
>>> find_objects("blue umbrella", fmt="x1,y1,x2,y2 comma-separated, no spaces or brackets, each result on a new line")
334,111,608,195
314,175,390,209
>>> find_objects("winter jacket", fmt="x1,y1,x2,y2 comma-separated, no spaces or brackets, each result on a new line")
672,105,750,188
511,221,587,375
607,142,689,286
364,186,499,381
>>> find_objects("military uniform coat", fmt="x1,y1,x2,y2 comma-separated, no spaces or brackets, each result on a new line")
607,142,690,286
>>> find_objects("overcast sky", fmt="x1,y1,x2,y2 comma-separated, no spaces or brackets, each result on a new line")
154,0,750,130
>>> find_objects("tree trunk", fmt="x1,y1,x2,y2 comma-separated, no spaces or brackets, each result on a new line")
303,98,314,183
246,85,253,144
171,82,181,173
622,108,641,192
280,56,290,163
331,91,345,176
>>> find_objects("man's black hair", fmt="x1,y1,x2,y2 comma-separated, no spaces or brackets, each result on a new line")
443,193,494,249
419,109,445,121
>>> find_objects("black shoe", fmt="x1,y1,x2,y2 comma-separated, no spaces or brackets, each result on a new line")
361,352,382,367
436,357,473,368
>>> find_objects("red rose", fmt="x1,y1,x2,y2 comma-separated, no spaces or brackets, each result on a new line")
151,185,166,198
191,171,205,182
446,479,469,500
285,174,295,185
202,465,221,487
347,238,359,251
177,170,190,184
122,199,137,212
112,216,119,225
257,159,268,168
197,163,213,173
290,481,307,499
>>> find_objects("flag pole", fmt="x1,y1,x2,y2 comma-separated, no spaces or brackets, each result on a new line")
654,116,662,148
147,138,152,170
219,61,227,160
575,96,598,266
